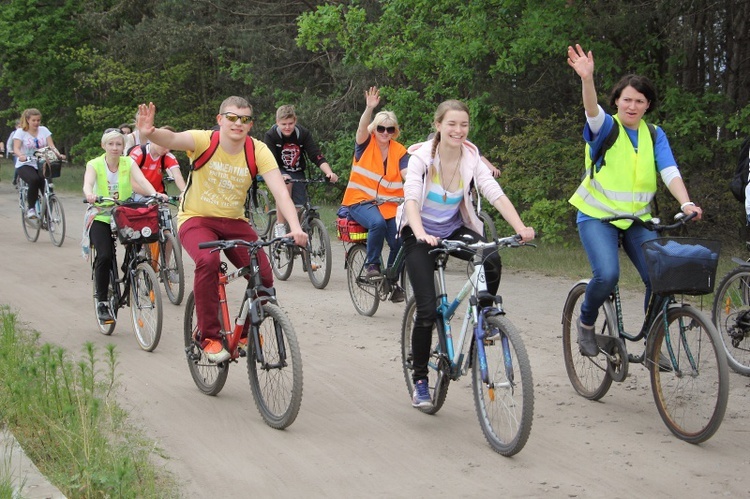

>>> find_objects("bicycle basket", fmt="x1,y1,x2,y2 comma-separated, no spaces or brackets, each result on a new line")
336,217,368,242
112,203,160,244
36,147,62,178
642,237,720,296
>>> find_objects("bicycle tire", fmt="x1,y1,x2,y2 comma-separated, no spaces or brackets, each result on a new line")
711,266,750,375
20,184,41,243
90,245,116,335
346,244,379,316
46,195,66,247
249,188,272,239
561,280,615,400
159,232,185,305
473,315,533,456
400,297,450,414
649,304,729,443
479,211,497,241
183,292,229,395
246,302,303,429
400,266,413,304
270,232,294,281
130,262,163,352
304,217,332,289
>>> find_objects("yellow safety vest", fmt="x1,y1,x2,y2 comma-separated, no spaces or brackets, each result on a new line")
569,117,657,230
91,154,133,223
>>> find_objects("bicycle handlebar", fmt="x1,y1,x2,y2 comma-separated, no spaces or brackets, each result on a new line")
198,236,295,252
355,196,405,206
82,195,170,205
283,177,333,185
430,234,534,255
600,212,697,232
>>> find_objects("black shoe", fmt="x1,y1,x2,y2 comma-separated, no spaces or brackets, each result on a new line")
576,318,599,356
97,302,114,323
390,285,405,303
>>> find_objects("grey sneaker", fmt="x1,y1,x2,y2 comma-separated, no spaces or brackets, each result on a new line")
412,379,432,408
576,318,599,357
97,302,114,323
26,208,38,220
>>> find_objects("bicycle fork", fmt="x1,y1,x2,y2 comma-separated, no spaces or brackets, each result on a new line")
475,311,515,401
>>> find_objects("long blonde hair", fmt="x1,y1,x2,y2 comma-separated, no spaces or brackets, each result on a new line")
20,108,42,131
429,100,470,177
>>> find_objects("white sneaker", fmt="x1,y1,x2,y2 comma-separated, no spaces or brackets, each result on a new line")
274,223,286,238
26,208,38,219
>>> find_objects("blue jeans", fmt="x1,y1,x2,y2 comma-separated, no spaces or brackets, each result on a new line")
348,202,400,268
578,218,656,326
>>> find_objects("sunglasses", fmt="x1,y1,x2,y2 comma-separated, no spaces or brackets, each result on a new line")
221,112,254,124
376,125,397,134
104,128,123,134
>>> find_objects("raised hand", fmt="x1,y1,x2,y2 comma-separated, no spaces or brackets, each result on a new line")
136,102,157,137
567,44,594,80
365,86,380,109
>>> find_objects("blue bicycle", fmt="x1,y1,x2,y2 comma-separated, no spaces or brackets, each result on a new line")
400,235,534,456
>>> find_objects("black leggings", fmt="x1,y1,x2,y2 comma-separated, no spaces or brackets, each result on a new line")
17,165,43,210
90,220,115,301
402,225,502,382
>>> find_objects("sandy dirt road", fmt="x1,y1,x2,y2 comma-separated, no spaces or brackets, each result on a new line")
0,181,748,498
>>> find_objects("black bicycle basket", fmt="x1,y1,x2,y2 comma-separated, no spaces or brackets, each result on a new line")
642,237,720,296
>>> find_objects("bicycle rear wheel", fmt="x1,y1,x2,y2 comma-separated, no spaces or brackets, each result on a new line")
649,305,729,443
247,302,303,429
400,297,450,414
249,188,272,239
479,211,497,241
91,245,117,336
473,315,533,456
561,280,615,400
183,292,229,395
270,231,294,280
159,232,185,305
46,195,66,247
20,183,41,243
130,262,163,351
711,266,750,375
346,244,379,316
304,218,332,289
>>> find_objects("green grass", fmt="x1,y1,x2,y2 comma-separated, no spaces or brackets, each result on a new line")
0,306,179,498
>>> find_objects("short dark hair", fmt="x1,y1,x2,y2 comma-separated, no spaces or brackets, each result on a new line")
609,74,658,114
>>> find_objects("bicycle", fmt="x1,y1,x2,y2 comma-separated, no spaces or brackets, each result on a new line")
143,196,185,305
18,147,66,246
338,196,411,316
561,213,729,443
711,245,750,375
268,177,332,289
183,236,303,429
400,235,535,456
86,196,164,352
245,175,273,240
471,185,497,241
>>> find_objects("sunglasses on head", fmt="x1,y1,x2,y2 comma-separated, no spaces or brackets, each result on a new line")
221,112,254,124
376,125,397,134
104,128,123,134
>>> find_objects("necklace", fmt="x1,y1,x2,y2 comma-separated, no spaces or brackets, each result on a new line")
105,157,118,172
438,150,462,202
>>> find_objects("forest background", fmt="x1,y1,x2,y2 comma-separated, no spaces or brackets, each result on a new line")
0,0,748,244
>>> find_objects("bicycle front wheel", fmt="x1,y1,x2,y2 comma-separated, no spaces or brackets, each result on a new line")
247,302,303,429
711,266,750,375
649,305,729,444
304,218,332,289
46,195,66,247
400,297,450,414
249,188,272,239
159,232,185,305
561,280,615,400
130,262,163,352
270,235,294,281
473,315,533,456
479,211,497,241
346,244,379,316
183,292,229,395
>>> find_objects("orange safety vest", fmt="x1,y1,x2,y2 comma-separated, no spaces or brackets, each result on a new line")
341,136,406,219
